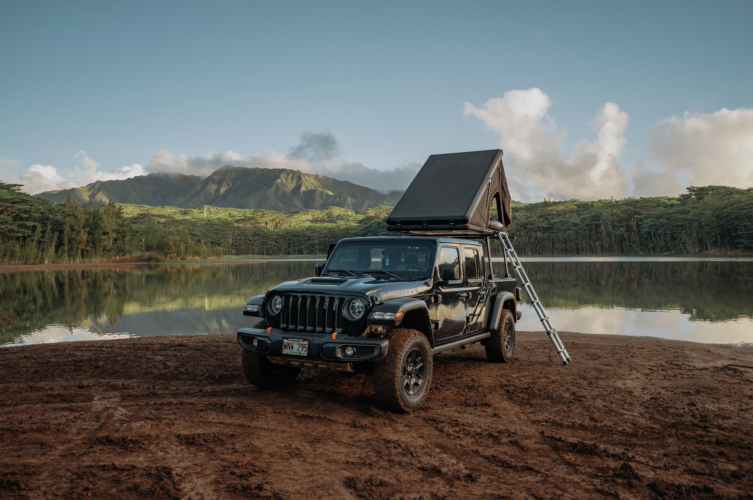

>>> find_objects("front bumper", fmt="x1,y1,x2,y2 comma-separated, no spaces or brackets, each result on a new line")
237,327,389,364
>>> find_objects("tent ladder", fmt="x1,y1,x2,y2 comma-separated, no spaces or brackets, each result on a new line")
496,232,571,365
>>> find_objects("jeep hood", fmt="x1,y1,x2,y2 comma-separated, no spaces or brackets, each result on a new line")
270,277,433,300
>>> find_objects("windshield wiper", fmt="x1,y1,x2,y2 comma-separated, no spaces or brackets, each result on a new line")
327,269,359,277
363,270,402,280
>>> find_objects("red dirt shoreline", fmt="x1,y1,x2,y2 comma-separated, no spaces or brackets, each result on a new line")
1,332,752,499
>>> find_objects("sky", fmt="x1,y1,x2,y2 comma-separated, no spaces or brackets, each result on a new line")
1,0,752,202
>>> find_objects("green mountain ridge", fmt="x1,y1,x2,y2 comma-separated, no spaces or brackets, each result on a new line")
35,167,396,211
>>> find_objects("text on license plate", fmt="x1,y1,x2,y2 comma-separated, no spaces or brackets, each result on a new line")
282,339,309,357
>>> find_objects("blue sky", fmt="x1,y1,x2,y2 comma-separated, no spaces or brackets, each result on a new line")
1,0,752,200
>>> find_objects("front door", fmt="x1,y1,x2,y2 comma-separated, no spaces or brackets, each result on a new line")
433,245,466,343
462,245,484,334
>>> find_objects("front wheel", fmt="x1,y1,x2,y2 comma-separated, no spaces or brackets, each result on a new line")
485,309,515,362
372,329,433,413
241,320,301,389
242,350,301,389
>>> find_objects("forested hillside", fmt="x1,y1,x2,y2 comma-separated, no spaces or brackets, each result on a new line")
35,167,395,211
1,182,141,264
123,204,391,258
505,186,753,255
1,180,388,263
3,181,752,265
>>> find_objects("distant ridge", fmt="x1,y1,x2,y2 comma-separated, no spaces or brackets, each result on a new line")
36,167,396,211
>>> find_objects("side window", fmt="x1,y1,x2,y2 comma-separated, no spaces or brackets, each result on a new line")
438,247,460,280
464,247,480,280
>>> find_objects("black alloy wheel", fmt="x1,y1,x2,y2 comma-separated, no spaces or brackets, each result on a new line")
373,328,433,412
402,349,426,396
485,308,515,363
503,318,515,357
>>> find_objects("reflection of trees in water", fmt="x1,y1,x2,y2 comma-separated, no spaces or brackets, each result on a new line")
3,260,750,345
0,261,315,345
87,307,248,338
495,260,753,322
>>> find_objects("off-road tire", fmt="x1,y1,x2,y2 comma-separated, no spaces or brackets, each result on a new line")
485,309,515,362
241,320,301,389
372,328,433,413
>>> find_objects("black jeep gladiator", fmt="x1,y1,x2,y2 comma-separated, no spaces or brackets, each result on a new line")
237,235,521,412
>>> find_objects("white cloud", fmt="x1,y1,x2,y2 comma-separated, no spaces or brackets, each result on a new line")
146,131,420,195
464,89,753,200
73,151,147,185
10,100,750,201
3,152,147,195
464,88,630,201
648,108,753,190
5,164,78,195
630,160,683,198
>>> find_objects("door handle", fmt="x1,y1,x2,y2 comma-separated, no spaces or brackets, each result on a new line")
459,292,470,298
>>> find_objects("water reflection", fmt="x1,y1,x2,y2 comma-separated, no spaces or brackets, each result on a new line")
0,262,314,347
494,259,753,322
492,258,753,344
1,258,752,347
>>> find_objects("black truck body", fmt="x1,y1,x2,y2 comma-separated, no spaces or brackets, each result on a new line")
237,149,526,412
238,236,520,367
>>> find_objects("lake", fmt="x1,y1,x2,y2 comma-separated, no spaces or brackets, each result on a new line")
2,257,752,347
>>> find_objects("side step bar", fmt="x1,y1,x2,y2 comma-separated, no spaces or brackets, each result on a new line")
431,332,490,355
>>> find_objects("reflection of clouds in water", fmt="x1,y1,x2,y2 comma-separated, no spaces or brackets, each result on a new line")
517,304,753,344
2,307,250,347
8,325,132,347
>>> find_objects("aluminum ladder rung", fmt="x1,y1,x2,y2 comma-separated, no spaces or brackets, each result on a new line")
497,232,571,365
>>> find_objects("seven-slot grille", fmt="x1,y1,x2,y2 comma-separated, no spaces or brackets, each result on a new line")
278,294,346,333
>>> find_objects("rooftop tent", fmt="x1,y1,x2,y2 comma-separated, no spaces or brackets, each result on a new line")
386,149,511,236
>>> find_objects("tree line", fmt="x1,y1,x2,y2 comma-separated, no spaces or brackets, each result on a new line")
502,186,753,256
1,182,137,264
2,181,752,264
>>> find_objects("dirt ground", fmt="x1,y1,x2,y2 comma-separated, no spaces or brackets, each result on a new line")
1,332,752,500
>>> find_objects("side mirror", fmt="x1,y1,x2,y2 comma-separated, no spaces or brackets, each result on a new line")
315,262,325,276
442,264,459,281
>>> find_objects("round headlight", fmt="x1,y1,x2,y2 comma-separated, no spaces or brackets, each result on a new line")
345,346,355,356
252,338,258,348
346,298,365,320
269,295,283,315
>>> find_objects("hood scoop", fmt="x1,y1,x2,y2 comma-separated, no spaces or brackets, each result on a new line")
309,278,346,285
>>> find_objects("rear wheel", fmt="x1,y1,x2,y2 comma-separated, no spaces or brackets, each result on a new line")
242,320,301,389
485,309,515,362
372,329,433,413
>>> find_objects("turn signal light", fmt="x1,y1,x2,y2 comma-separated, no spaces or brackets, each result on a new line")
370,311,404,320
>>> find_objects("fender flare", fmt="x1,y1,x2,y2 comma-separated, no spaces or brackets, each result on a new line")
243,294,266,317
368,297,429,325
487,292,516,330
368,297,433,344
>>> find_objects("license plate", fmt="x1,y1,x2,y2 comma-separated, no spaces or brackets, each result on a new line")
282,338,309,357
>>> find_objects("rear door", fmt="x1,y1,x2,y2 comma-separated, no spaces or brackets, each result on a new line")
462,245,484,334
433,245,465,343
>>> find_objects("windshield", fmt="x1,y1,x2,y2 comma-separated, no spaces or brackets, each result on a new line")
324,240,435,277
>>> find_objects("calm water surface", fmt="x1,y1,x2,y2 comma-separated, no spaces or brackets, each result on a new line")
2,258,752,347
